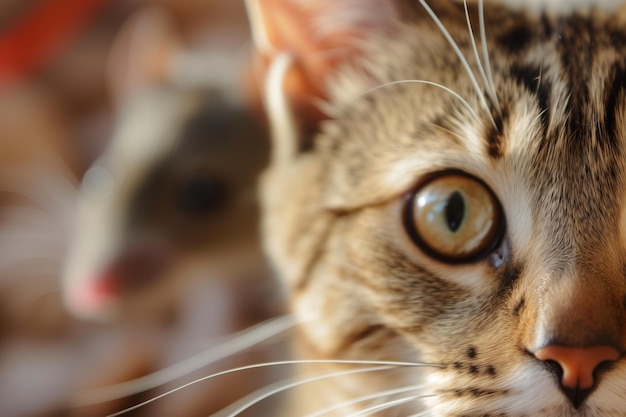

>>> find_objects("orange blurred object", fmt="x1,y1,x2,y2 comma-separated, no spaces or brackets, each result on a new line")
0,0,111,85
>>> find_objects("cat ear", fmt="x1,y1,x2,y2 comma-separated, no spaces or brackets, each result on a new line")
246,0,402,162
106,6,182,107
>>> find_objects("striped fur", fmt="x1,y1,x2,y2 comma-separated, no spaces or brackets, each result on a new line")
256,0,626,415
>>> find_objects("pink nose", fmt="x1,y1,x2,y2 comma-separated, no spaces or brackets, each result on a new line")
535,345,619,389
534,345,620,407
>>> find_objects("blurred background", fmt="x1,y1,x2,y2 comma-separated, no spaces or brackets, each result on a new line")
0,0,286,416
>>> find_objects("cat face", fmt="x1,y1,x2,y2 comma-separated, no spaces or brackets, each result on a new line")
253,0,626,415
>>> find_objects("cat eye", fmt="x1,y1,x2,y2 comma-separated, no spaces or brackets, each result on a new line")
404,172,504,263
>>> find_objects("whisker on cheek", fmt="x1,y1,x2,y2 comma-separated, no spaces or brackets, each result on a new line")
463,0,495,110
219,365,402,417
419,0,496,128
477,0,500,113
302,383,427,417
212,368,438,417
359,79,480,123
346,393,432,417
105,364,390,417
71,315,296,408
105,360,438,417
208,376,295,417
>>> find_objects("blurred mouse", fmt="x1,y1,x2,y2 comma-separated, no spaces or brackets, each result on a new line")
62,6,272,323
0,6,280,417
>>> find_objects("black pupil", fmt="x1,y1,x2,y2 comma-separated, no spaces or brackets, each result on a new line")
445,191,465,232
178,175,223,215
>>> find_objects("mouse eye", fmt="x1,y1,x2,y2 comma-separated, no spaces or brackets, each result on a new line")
177,173,225,216
403,172,504,263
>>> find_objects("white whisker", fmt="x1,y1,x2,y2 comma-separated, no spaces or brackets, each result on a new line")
463,1,487,88
537,58,544,92
463,0,498,111
303,384,425,417
72,315,296,407
531,108,549,127
346,394,420,417
224,365,395,417
360,80,480,122
479,0,500,113
104,360,436,416
209,376,295,417
430,121,469,143
419,0,496,128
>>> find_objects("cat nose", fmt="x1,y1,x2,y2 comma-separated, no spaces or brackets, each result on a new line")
534,345,620,408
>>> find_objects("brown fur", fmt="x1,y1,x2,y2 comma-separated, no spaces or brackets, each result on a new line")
252,0,626,415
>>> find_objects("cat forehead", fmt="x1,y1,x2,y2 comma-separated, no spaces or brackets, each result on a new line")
320,5,626,191
312,4,626,252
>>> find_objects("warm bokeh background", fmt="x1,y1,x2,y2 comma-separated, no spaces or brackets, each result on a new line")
0,1,285,416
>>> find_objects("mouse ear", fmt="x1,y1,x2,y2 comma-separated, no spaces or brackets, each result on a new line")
246,0,401,163
106,6,182,107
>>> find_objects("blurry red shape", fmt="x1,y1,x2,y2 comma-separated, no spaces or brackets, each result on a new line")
0,0,111,85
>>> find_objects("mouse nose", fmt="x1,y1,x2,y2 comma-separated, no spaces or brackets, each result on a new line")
534,345,620,408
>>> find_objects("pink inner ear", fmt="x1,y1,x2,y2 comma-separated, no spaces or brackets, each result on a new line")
254,0,399,124
259,0,398,58
258,1,352,86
